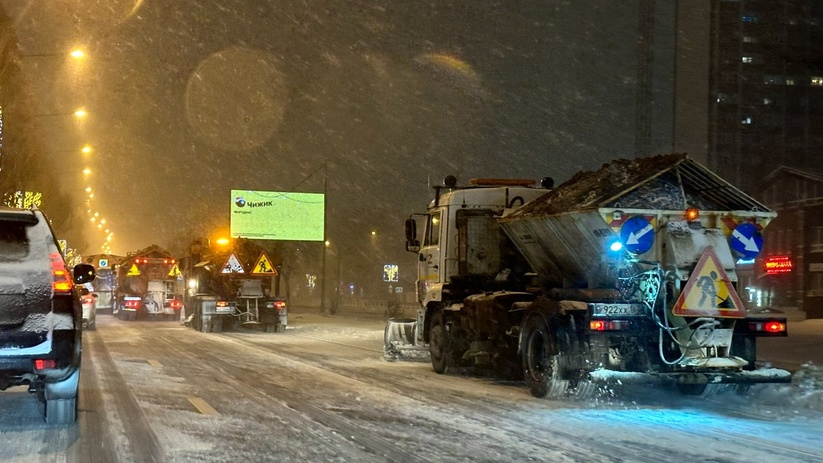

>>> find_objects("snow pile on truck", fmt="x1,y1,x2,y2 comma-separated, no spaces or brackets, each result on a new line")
386,153,791,398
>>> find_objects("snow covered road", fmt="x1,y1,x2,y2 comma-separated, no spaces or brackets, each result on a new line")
1,312,821,462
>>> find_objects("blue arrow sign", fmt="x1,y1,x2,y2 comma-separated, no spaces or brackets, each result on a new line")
619,216,655,255
730,222,763,260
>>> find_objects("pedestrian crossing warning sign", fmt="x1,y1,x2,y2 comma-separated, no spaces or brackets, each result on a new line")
251,252,277,275
221,253,245,274
127,264,141,276
672,246,745,318
168,264,182,277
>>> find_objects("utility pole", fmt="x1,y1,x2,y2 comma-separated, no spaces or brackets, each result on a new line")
320,161,328,314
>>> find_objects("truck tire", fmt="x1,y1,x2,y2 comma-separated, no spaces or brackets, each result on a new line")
429,312,452,374
521,314,568,398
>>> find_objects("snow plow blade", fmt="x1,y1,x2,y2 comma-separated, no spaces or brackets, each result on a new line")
383,318,430,362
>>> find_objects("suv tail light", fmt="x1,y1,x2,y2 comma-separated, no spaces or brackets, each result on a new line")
51,253,73,293
34,359,57,370
124,299,141,310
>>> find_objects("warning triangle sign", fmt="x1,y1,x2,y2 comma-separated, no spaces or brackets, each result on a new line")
127,263,141,276
168,264,182,277
221,253,245,274
672,246,746,318
251,252,277,275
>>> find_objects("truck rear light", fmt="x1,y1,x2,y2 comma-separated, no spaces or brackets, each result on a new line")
216,301,230,307
34,359,57,370
169,300,183,309
590,320,631,331
274,301,286,309
50,253,73,293
124,300,141,309
749,320,786,334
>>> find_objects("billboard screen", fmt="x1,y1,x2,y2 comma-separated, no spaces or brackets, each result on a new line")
230,190,324,241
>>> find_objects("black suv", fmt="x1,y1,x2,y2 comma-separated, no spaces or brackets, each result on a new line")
0,207,94,424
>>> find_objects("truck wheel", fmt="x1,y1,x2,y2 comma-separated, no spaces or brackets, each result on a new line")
522,314,568,398
429,312,452,374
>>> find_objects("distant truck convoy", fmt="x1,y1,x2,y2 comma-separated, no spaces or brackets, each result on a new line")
385,154,790,398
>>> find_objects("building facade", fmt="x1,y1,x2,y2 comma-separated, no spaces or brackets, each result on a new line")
756,166,823,318
706,0,823,194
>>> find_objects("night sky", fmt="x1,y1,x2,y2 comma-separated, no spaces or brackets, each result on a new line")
2,0,677,284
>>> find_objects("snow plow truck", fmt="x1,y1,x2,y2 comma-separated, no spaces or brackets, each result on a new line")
114,245,184,321
183,238,287,333
384,153,791,397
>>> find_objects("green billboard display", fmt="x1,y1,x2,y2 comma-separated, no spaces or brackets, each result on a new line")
230,190,324,241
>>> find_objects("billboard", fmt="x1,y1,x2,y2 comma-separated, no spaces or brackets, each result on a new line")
230,190,324,241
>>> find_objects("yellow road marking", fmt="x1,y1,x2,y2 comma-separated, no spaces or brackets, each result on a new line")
147,359,163,368
187,396,219,416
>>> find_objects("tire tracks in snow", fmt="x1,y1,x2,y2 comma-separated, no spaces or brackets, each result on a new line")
225,332,823,463
131,324,430,463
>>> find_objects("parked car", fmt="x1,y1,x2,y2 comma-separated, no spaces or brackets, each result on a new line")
0,207,95,424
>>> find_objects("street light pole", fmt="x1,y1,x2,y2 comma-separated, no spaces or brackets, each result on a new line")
320,161,329,314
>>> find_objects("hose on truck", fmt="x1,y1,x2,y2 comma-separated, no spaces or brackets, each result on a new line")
619,263,721,366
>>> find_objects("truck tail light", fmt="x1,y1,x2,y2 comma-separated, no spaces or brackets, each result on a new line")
124,299,141,309
216,301,230,308
34,359,57,370
749,320,787,335
590,320,631,331
169,300,183,309
51,253,73,293
274,301,286,309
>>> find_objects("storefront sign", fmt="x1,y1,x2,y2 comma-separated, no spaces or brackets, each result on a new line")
764,256,792,275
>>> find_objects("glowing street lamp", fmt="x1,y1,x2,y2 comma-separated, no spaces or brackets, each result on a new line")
74,108,87,118
82,145,91,154
70,49,85,59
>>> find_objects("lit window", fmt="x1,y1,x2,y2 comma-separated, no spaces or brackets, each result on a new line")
763,98,773,105
742,36,758,43
786,78,796,86
742,14,758,23
811,77,823,86
742,56,753,63
742,117,753,125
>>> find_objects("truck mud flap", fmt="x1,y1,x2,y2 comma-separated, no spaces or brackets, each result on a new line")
383,318,429,362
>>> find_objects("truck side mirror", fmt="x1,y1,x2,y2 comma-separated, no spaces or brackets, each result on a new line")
405,218,420,253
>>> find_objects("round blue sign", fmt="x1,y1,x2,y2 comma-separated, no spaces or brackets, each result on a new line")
619,216,655,255
730,222,763,259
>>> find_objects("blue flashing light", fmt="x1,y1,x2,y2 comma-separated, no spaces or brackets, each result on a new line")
609,241,624,252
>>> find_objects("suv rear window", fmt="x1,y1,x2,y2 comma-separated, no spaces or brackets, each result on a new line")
0,223,30,263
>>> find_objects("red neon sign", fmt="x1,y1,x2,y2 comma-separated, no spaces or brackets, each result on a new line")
764,256,793,275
